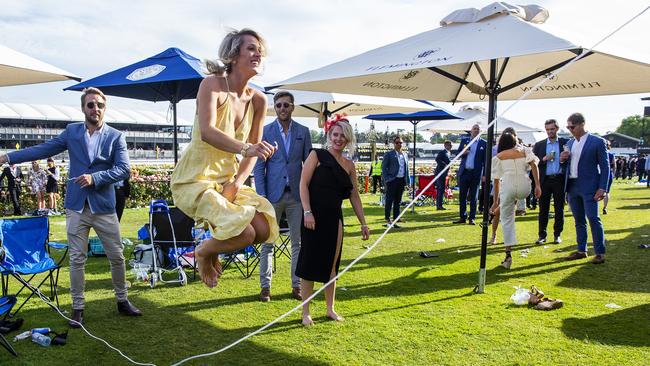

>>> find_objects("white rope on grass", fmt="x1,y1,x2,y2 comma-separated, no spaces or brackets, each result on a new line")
169,7,649,365
14,279,156,366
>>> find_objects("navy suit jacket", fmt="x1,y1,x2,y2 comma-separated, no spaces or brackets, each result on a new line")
381,150,410,185
253,120,312,203
8,122,130,214
456,136,487,179
434,149,451,180
564,134,610,194
533,137,568,186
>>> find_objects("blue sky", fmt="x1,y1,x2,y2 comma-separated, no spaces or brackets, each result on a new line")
1,0,648,134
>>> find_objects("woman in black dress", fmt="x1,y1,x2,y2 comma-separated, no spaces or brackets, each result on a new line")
297,115,370,326
45,157,60,212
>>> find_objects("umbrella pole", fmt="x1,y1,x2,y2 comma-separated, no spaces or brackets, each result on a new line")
173,101,178,165
411,120,417,213
477,59,497,294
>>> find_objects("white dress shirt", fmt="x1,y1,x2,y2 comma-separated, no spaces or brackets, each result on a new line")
569,132,589,179
84,124,105,163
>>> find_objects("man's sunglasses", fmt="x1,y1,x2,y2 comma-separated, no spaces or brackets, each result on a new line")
275,102,293,109
566,125,576,130
86,102,106,109
394,141,403,144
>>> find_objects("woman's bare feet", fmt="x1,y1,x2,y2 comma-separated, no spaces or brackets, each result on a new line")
326,311,344,322
301,315,314,327
195,246,218,288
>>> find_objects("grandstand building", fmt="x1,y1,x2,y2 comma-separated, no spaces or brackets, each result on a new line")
0,102,191,160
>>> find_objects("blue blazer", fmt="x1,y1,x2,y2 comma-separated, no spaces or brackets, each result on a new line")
456,136,487,179
381,150,410,185
8,122,130,214
253,120,312,203
564,134,610,194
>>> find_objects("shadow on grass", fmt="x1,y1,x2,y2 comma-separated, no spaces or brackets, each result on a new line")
557,223,650,294
561,303,650,347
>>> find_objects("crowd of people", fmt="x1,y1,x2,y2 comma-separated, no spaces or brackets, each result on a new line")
0,27,646,331
0,158,62,215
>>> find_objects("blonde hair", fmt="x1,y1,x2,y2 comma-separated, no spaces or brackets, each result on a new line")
205,28,267,75
80,87,106,107
326,119,356,156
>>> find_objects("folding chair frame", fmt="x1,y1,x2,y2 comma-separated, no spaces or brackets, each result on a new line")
0,295,18,356
0,218,68,317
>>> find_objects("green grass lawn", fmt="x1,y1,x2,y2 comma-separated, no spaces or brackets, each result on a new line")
2,181,649,365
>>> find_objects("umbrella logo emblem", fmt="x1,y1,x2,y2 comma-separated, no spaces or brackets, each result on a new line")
126,64,166,81
413,48,441,60
400,70,420,81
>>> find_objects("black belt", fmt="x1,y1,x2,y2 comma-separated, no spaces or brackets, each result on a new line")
546,174,563,178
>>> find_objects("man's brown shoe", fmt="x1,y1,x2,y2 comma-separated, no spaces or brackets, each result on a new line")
260,288,271,302
292,287,303,301
565,252,588,261
68,309,84,328
591,255,606,264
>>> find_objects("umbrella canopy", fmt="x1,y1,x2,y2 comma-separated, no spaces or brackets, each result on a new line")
0,44,80,87
65,47,205,163
271,2,650,292
271,3,650,102
364,108,461,212
418,106,541,131
263,87,438,126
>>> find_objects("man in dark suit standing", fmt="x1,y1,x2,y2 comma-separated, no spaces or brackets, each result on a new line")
560,113,610,264
0,164,24,216
533,119,568,244
434,141,452,210
254,91,312,302
382,136,409,228
453,124,486,225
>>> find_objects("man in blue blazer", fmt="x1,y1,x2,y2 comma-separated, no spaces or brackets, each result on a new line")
434,140,452,210
0,88,141,327
253,91,312,302
560,113,610,264
533,119,568,244
454,124,487,225
382,136,410,227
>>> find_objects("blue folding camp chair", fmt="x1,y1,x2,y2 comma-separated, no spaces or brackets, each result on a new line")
0,217,68,317
0,295,18,356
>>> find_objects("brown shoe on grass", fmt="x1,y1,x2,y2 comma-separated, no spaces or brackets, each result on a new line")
591,254,606,264
260,288,271,302
292,287,303,301
565,251,587,261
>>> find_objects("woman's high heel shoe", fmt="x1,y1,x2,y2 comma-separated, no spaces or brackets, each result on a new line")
501,256,512,270
489,233,497,245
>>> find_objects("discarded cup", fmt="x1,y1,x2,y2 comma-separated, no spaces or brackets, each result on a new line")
435,238,445,243
605,303,622,309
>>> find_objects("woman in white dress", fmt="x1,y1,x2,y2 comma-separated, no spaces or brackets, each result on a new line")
489,132,541,269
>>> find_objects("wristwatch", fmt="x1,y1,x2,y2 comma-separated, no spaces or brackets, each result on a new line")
240,143,252,157
303,210,312,216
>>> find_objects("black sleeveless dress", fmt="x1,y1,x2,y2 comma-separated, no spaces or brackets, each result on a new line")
46,167,58,193
296,149,353,283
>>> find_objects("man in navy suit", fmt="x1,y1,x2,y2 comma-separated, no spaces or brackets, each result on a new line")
453,124,486,225
0,164,23,215
533,119,568,244
254,91,312,302
434,140,452,210
560,113,610,264
382,136,409,227
0,88,141,327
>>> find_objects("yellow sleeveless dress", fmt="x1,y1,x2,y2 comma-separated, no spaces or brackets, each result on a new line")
170,97,279,243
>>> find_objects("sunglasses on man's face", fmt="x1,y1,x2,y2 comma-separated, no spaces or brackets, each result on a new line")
86,102,105,109
566,125,576,130
394,141,403,145
275,102,293,109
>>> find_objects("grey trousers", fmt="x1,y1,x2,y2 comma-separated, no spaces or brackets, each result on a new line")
259,191,302,289
66,207,127,310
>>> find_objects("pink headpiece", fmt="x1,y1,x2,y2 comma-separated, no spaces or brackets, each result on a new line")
324,114,349,133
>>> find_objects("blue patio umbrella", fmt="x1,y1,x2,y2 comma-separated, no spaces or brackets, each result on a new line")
364,108,461,212
65,47,205,163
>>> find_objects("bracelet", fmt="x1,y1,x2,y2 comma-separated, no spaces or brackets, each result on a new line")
361,224,368,228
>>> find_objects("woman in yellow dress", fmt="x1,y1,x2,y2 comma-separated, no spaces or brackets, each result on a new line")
171,29,278,288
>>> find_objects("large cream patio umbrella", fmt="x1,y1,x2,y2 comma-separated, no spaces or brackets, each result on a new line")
0,44,80,87
270,2,650,292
